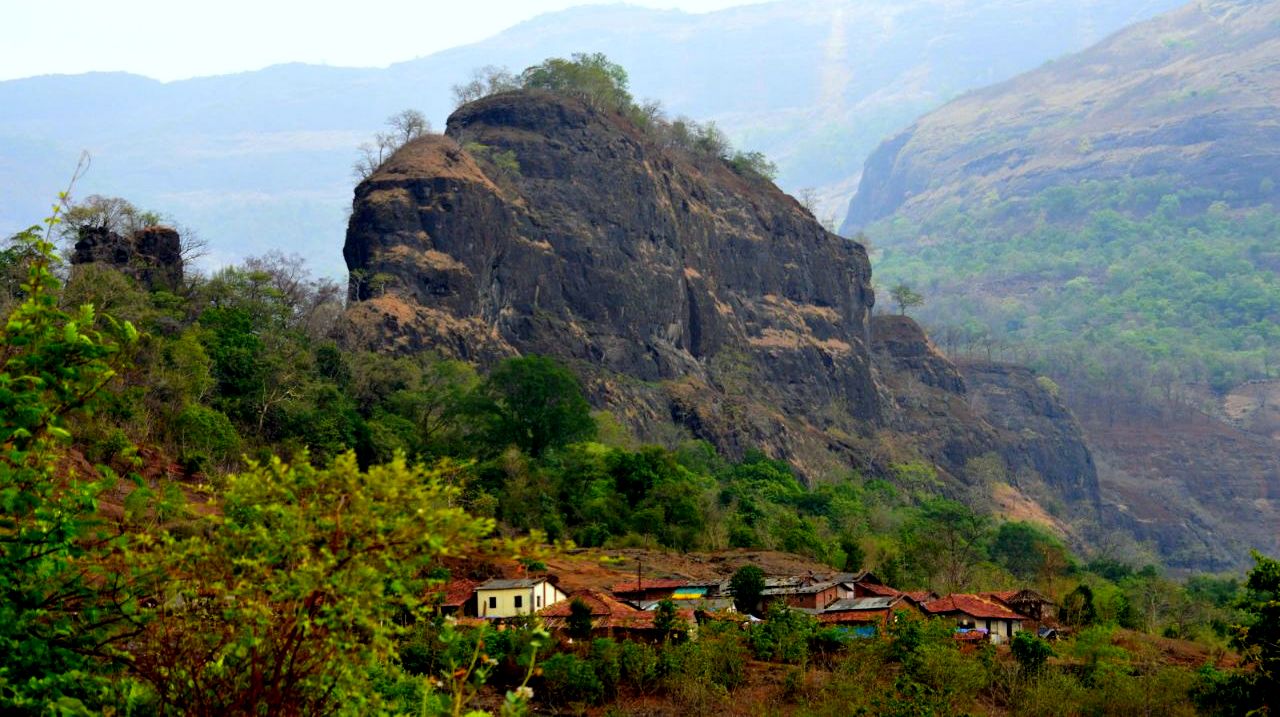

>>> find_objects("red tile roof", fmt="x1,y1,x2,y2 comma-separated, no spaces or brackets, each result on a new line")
922,594,1026,620
903,591,937,604
611,578,688,593
599,609,696,630
818,609,889,625
855,581,902,597
432,579,481,607
540,590,638,618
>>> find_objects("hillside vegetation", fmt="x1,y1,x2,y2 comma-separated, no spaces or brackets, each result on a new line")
5,53,1278,714
3,192,1277,716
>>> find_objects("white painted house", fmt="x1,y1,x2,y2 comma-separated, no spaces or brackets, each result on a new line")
476,578,568,618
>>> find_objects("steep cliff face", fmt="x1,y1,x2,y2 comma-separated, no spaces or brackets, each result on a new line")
341,90,1101,527
870,315,1100,519
343,91,878,476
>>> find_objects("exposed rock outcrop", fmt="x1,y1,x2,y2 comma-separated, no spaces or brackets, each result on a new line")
71,225,184,291
343,91,879,476
870,315,1099,516
341,90,1101,525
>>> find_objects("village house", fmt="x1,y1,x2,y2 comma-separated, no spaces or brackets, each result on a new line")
611,578,688,604
833,576,938,604
476,577,568,618
761,580,841,610
922,594,1026,644
431,578,481,616
819,594,923,628
541,590,697,642
983,589,1056,624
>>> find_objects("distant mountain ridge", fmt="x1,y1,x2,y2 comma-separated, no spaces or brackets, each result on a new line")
844,0,1280,230
0,0,1180,275
844,0,1280,569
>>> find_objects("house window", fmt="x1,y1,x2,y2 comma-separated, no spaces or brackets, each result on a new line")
536,595,542,608
488,596,497,609
514,595,523,609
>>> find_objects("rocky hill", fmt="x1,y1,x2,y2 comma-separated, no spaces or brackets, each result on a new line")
844,0,1280,229
341,90,1101,536
0,1,1180,274
840,0,1280,569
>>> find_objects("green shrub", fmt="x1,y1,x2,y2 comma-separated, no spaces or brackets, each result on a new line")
618,640,659,692
589,638,621,698
174,403,241,463
89,427,133,465
749,602,816,664
541,652,604,705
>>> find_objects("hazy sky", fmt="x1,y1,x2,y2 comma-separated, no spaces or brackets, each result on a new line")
3,0,768,82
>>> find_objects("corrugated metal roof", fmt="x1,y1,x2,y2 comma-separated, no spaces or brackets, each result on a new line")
762,580,838,596
826,596,900,611
478,578,547,590
611,578,688,592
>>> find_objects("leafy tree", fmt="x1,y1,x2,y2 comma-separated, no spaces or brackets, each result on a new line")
889,282,924,315
0,203,149,712
1230,550,1280,707
748,602,815,664
60,194,162,241
902,498,990,592
727,150,778,182
1011,631,1053,676
653,599,686,643
521,52,632,111
567,597,595,641
730,565,766,615
471,356,596,457
131,452,493,715
991,521,1065,581
1060,584,1099,626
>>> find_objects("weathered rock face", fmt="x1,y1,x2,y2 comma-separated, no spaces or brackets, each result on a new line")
870,315,1100,517
961,363,1100,508
341,90,1102,526
343,91,879,474
71,225,184,291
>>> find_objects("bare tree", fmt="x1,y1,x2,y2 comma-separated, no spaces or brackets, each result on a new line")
797,187,820,215
386,109,430,146
451,65,519,107
353,109,432,180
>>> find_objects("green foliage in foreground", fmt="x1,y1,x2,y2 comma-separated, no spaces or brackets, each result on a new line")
2,198,1274,715
0,205,151,711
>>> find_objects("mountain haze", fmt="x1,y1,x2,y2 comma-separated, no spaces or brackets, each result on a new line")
0,0,1180,274
849,0,1280,569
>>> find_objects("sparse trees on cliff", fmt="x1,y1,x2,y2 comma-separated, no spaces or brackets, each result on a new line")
889,282,924,316
452,65,520,107
521,52,633,112
353,109,432,180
